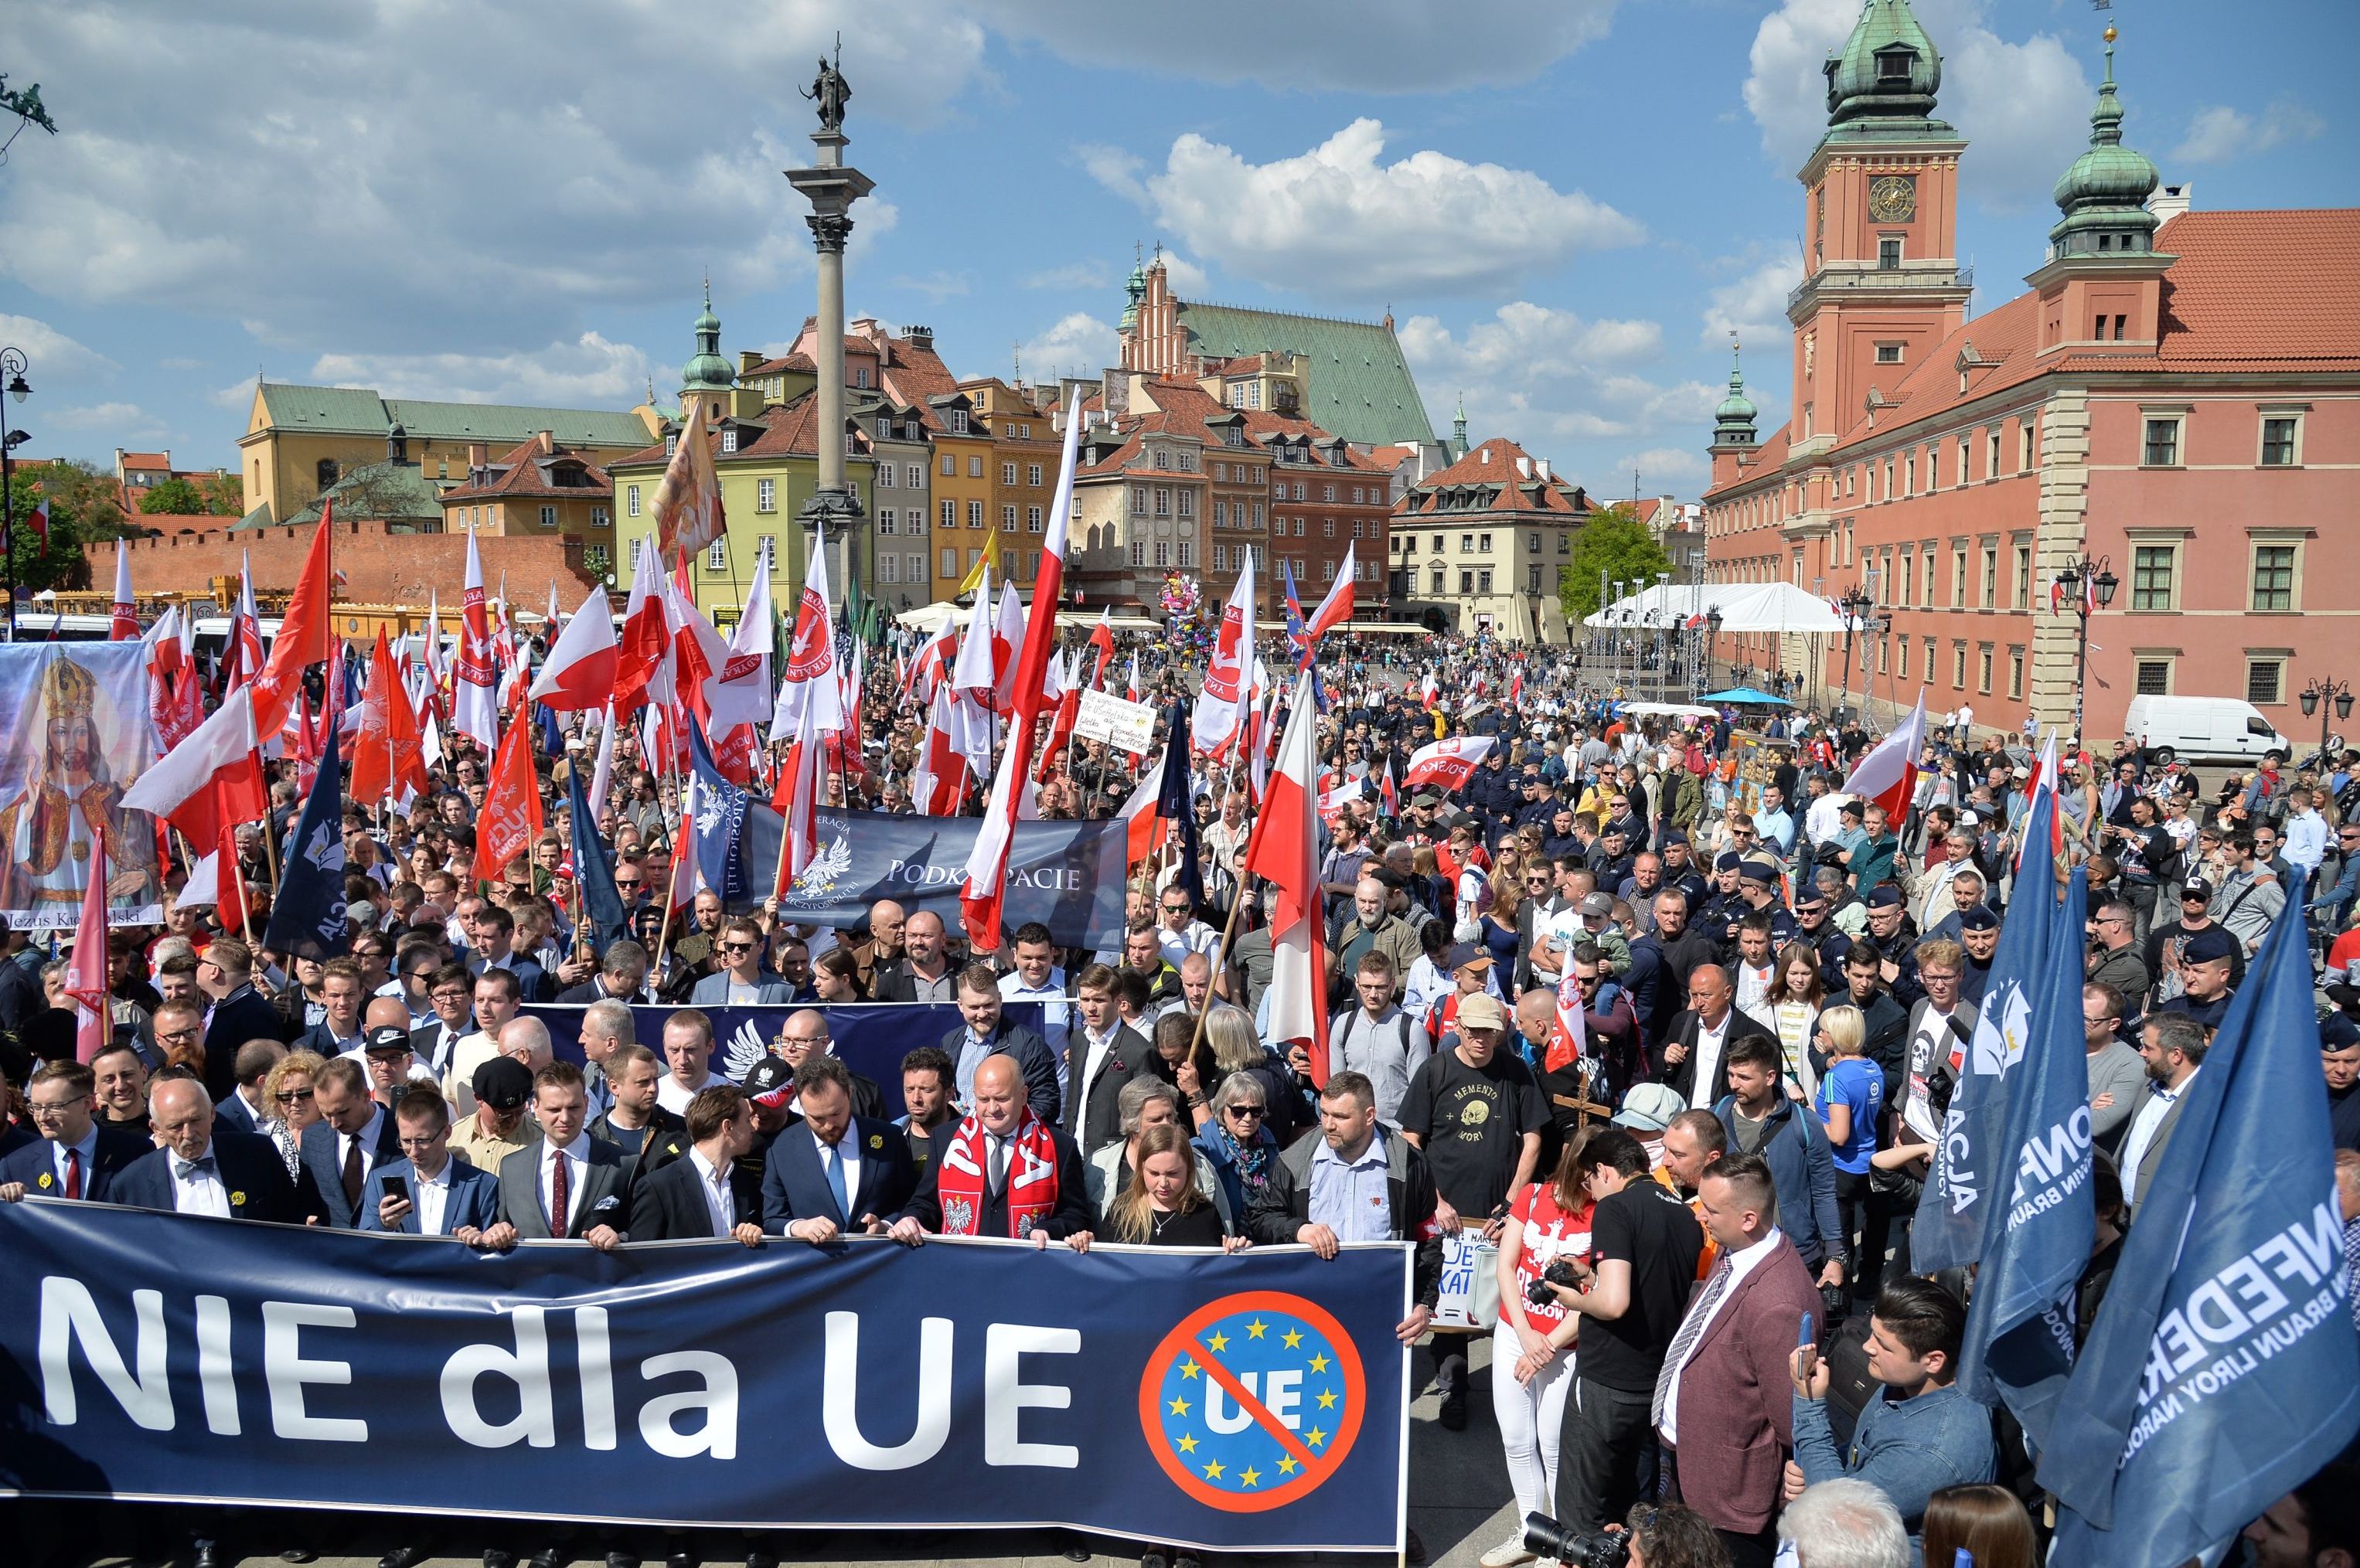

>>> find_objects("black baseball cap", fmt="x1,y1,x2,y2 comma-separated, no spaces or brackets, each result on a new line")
472,1056,532,1111
363,1024,414,1056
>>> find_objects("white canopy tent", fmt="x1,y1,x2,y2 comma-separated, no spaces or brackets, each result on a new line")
1583,580,1853,634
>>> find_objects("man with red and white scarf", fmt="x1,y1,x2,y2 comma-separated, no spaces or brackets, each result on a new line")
888,1055,1092,1248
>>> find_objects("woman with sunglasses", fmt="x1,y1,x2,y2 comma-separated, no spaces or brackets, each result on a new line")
259,1049,329,1181
1192,1072,1282,1232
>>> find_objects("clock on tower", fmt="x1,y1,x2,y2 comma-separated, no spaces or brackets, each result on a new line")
1868,175,1917,223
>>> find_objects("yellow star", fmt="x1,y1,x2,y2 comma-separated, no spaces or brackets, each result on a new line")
1318,1388,1338,1410
1306,1426,1327,1447
1180,1358,1201,1380
1308,1352,1331,1373
1282,1328,1304,1348
1240,1466,1262,1488
1277,1455,1299,1475
1247,1318,1267,1339
1168,1396,1191,1417
1207,1331,1230,1352
1202,1458,1224,1480
1177,1433,1199,1454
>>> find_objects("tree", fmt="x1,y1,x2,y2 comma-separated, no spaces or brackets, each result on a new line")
195,471,246,515
4,460,129,592
1560,502,1674,624
139,476,207,515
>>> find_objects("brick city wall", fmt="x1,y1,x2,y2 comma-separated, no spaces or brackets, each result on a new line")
89,520,598,608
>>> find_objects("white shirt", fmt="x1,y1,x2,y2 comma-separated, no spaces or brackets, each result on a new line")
1688,1009,1735,1111
411,1158,454,1236
657,1069,727,1116
173,1147,233,1218
538,1131,593,1232
1000,968,1071,1085
689,1148,736,1237
1733,962,1776,1013
1157,920,1224,971
1660,1226,1783,1445
1073,1021,1126,1126
2120,1069,2196,1206
339,1105,388,1189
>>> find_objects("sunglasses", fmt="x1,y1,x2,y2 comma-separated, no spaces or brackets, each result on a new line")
274,1087,315,1104
720,942,757,954
1226,1105,1265,1120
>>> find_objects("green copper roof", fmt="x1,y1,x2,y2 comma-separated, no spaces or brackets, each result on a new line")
1819,0,1955,145
682,282,733,394
256,383,652,448
1175,302,1435,449
271,460,444,528
2051,34,2161,252
1714,345,1759,442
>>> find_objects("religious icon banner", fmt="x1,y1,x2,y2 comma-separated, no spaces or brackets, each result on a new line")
0,644,165,929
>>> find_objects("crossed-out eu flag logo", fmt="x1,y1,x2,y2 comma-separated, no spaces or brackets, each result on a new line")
1138,1291,1367,1512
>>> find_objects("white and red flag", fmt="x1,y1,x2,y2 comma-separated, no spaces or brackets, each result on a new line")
1125,650,1141,704
1835,689,1927,822
1403,735,1497,793
109,543,137,641
1297,545,1354,667
64,833,112,1064
772,681,824,900
707,553,773,781
988,577,1026,715
773,539,843,741
1242,668,1331,1083
2017,733,2067,866
612,537,670,720
1191,546,1257,755
453,526,500,750
910,685,968,817
530,587,619,712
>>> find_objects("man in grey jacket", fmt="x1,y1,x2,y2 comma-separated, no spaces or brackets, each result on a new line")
2083,981,2148,1157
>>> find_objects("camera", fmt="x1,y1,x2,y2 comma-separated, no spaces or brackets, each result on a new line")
1525,1259,1580,1307
1524,1512,1629,1568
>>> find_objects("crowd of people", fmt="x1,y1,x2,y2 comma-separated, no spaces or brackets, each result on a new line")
2,625,2357,1568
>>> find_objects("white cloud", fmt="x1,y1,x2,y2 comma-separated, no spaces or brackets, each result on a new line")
1107,119,1640,299
308,332,653,407
2173,97,2327,165
1,3,982,351
1399,305,1705,466
1074,144,1149,205
1701,253,1805,349
1025,262,1112,291
49,401,158,434
1010,313,1119,381
1616,447,1706,483
1744,0,2091,214
209,376,260,412
0,313,119,389
1156,252,1212,296
979,0,1617,94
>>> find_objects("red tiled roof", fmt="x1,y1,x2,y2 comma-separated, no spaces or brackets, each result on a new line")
609,391,858,469
118,452,171,471
1405,436,1586,515
741,352,816,377
1358,446,1416,473
438,436,612,502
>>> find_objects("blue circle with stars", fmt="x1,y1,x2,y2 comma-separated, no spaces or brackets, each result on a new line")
1138,1290,1366,1512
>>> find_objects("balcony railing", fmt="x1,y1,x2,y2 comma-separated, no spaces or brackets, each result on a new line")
1790,264,1973,315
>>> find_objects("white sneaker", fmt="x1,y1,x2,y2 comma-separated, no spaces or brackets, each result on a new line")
1480,1540,1538,1568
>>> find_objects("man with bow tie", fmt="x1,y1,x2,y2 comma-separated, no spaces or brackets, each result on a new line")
111,1077,312,1223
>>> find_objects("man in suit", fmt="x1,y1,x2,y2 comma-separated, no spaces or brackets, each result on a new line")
473,1060,632,1250
889,1054,1091,1245
112,1077,310,1224
408,960,476,1080
871,908,956,1003
1657,963,1778,1110
0,1060,152,1204
213,1039,287,1136
553,937,652,1007
196,937,291,1104
1062,962,1151,1155
689,918,796,1005
628,1083,766,1243
1655,1154,1822,1567
294,957,369,1057
465,903,554,1002
2123,1011,2208,1213
765,1055,917,1242
942,962,1061,1123
299,1055,404,1229
358,1087,501,1238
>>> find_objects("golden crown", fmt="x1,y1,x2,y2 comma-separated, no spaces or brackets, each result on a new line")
39,658,97,719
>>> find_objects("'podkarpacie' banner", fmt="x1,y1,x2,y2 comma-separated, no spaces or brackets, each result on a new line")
0,1201,1408,1553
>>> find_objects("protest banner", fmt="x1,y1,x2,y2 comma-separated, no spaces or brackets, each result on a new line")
0,644,165,930
1075,689,1156,757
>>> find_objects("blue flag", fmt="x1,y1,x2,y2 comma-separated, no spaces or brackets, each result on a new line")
1956,861,2096,1447
1156,698,1204,913
684,716,751,906
262,724,350,962
567,750,628,947
1913,789,2059,1271
2040,872,2360,1564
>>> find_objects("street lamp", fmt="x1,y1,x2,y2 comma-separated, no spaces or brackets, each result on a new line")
2299,677,2355,764
1836,583,1875,722
0,345,30,643
2052,554,2120,745
1704,606,1725,694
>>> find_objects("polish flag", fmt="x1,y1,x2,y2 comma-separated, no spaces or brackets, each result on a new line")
1510,672,1524,708
1037,651,1082,783
612,537,669,719
64,835,113,1063
1126,651,1141,704
960,400,1084,952
109,543,138,641
707,553,773,781
773,683,824,900
226,557,264,697
1404,735,1497,792
123,677,267,849
945,586,999,784
145,607,203,750
910,685,968,817
773,540,844,743
1242,669,1331,1083
1835,690,1927,822
1418,672,1439,712
248,508,335,739
988,577,1026,715
530,587,618,711
1192,546,1257,755
452,527,500,750
1299,545,1355,663
2017,733,2067,866
1544,971,1590,1077
420,589,449,723
951,563,996,703
175,821,250,939
1120,749,1166,866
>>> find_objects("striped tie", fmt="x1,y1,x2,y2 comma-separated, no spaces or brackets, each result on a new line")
1652,1255,1734,1433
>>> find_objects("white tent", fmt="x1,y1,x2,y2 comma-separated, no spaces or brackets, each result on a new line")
1583,580,1854,634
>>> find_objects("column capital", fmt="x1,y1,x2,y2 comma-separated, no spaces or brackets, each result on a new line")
806,212,854,253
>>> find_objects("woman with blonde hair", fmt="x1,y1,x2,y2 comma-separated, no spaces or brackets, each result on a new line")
1203,1008,1298,1147
1109,1124,1233,1248
1810,1003,1882,1294
260,1049,329,1180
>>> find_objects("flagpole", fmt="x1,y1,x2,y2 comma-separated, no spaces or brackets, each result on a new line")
1185,867,1257,1070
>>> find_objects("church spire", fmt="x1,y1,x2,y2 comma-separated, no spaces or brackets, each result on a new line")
2048,24,2161,257
1713,340,1759,448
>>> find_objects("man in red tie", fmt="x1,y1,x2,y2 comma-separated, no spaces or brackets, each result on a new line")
0,1060,152,1204
472,1060,632,1251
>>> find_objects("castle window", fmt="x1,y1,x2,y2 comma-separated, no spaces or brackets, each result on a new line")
1875,343,1902,365
1875,46,1914,82
1878,237,1902,270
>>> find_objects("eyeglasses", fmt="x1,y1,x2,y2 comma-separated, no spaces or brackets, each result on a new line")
395,1134,446,1151
274,1087,315,1104
27,1094,88,1118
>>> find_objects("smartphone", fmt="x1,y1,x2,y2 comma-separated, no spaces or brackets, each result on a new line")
1795,1312,1820,1380
381,1175,411,1207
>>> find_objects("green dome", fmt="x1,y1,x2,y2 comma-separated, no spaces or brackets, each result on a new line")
1825,0,1943,127
1714,345,1759,444
2048,36,2161,255
681,281,733,393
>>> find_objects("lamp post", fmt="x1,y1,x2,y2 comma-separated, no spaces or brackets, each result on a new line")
1836,583,1875,723
0,346,30,643
2299,677,2355,764
2052,554,2120,746
1704,606,1724,695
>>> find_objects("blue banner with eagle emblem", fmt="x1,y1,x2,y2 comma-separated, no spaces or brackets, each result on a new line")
0,1199,1410,1553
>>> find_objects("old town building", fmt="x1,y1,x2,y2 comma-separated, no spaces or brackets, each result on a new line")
1704,0,2359,740
1392,436,1592,641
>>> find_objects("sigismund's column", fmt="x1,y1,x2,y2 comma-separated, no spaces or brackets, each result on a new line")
785,46,874,621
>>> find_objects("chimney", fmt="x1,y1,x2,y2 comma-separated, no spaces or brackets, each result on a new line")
468,442,488,468
1515,454,1532,479
1535,458,1551,482
905,325,934,352
2148,182,2192,227
1478,446,1490,464
536,430,554,455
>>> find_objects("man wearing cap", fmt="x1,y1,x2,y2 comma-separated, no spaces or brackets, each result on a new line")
2321,1015,2360,1152
1573,891,1633,978
1730,862,1798,954
1694,851,1745,950
1398,990,1548,1430
1953,906,2003,1011
1424,942,1507,1053
1657,832,1708,910
2158,926,2239,1033
2142,879,2246,1012
1592,825,1636,899
449,1056,536,1174
1856,886,1925,1004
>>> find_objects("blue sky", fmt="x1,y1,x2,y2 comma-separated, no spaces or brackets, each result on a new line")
2,0,2351,498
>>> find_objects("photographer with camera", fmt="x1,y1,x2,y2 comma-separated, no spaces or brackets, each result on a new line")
1524,1500,1735,1568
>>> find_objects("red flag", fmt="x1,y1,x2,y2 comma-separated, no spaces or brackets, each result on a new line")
472,702,545,886
249,503,335,738
1086,607,1115,689
352,629,429,806
772,685,823,901
1403,735,1497,792
1243,670,1330,1083
613,539,670,719
63,828,111,1062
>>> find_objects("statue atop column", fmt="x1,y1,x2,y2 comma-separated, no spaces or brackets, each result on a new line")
802,46,850,132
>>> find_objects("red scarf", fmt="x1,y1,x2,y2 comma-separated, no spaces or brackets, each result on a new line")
935,1111,1062,1236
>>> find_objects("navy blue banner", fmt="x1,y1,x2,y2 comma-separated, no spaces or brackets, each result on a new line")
523,1003,1045,1121
0,1202,1408,1553
734,806,1127,947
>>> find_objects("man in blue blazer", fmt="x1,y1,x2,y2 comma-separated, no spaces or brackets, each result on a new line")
357,1087,501,1238
688,918,798,1005
112,1077,311,1225
298,1056,404,1229
0,1060,153,1205
944,963,1063,1123
763,1055,918,1243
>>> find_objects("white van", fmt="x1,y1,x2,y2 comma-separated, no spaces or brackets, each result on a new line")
2123,694,2294,766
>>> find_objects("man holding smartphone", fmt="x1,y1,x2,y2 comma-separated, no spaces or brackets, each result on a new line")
359,1087,499,1238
